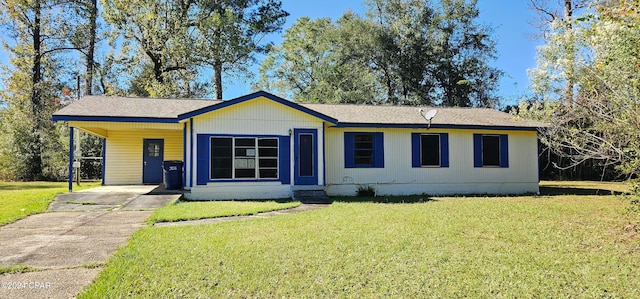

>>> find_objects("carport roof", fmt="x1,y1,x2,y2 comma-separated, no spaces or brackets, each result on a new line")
52,96,220,122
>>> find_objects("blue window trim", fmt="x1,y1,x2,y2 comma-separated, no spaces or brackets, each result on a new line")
473,134,509,168
196,133,290,185
411,133,449,168
344,132,384,168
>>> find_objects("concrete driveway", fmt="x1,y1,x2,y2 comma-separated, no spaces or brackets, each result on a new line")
50,185,180,211
0,185,180,299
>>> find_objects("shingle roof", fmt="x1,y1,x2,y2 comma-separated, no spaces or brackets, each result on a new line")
53,93,544,129
300,103,543,128
52,96,220,119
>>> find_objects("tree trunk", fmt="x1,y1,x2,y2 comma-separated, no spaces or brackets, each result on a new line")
564,0,574,107
213,57,223,100
153,58,164,84
84,0,98,96
385,69,393,104
29,0,44,181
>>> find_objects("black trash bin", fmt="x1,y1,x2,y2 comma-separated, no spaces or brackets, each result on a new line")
162,160,184,190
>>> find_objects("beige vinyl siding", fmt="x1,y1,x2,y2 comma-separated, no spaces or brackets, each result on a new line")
192,96,322,135
105,129,182,185
325,127,539,195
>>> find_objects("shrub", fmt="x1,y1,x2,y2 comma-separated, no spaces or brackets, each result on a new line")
356,185,376,197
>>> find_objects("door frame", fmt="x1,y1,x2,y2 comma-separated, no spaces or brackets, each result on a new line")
293,129,318,185
142,138,164,184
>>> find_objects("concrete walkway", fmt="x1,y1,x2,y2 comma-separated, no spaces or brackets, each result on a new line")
0,185,180,299
154,203,330,227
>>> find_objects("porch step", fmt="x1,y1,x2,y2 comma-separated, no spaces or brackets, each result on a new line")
292,190,331,204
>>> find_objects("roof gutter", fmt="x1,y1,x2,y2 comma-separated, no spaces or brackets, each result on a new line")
51,115,179,124
332,122,541,131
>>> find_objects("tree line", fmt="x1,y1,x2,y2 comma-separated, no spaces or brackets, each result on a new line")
0,0,502,181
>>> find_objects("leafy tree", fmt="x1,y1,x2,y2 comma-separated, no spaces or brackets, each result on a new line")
0,0,81,180
103,0,287,99
259,0,501,107
257,14,380,103
366,0,501,106
102,0,200,97
193,0,288,99
432,0,502,107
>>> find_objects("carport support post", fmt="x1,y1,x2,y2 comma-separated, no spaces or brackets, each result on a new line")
68,127,74,193
101,138,106,186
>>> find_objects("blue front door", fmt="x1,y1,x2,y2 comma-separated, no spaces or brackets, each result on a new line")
143,139,164,184
294,129,317,185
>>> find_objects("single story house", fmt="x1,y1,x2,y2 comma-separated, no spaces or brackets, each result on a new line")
52,91,544,200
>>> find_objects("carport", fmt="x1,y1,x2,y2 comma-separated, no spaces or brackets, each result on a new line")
52,96,217,192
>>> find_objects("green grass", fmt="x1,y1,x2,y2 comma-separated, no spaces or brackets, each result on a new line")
80,182,640,298
0,265,38,275
148,200,300,223
0,181,101,226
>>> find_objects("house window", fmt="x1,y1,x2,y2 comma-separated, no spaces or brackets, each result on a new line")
258,139,278,178
354,134,374,165
481,135,500,166
234,138,256,178
411,133,449,168
210,137,278,180
421,134,441,166
147,143,161,157
211,138,233,179
344,132,384,168
473,134,509,168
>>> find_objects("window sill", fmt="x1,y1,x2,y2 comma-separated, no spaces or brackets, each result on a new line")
208,179,281,183
475,166,506,168
346,165,384,169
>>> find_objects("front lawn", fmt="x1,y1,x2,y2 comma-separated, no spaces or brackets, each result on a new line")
148,200,300,223
0,181,101,225
80,182,640,298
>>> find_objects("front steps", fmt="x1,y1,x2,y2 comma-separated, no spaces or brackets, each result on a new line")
292,189,331,204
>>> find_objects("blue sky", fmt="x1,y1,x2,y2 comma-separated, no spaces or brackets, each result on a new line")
0,0,541,106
